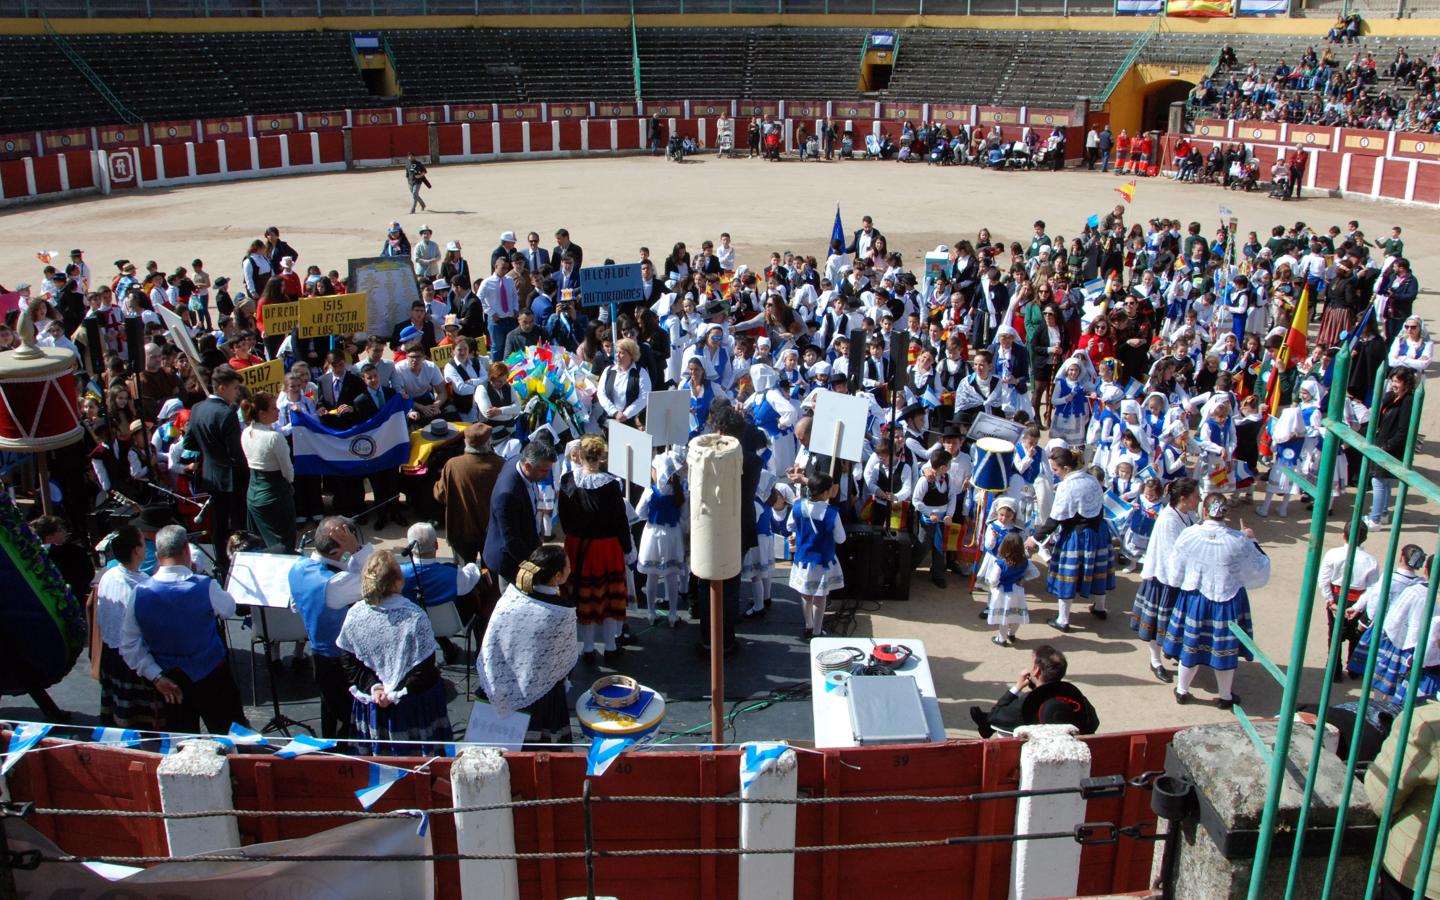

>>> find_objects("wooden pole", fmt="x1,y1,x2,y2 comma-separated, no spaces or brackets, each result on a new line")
710,578,724,743
828,421,843,478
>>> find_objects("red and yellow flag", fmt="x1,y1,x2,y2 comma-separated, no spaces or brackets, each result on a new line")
1265,284,1310,417
1115,180,1136,204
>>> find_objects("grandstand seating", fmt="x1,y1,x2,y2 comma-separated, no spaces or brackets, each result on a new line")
636,27,751,99
507,28,634,101
0,35,114,131
383,28,521,104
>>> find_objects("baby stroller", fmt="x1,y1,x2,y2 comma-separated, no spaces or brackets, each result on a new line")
928,137,950,165
840,132,855,159
865,132,884,159
667,133,686,162
763,127,782,161
716,120,735,157
1229,159,1259,191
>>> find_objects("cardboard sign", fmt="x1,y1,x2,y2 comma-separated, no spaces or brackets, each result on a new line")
430,343,455,368
464,698,530,751
238,358,285,395
261,293,368,339
607,420,653,485
156,303,202,364
578,263,643,308
645,389,691,447
811,391,870,464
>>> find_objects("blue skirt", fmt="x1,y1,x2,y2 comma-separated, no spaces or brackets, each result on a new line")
1400,664,1440,703
350,679,454,757
1161,589,1254,671
1046,525,1115,601
1130,578,1182,643
1369,635,1411,702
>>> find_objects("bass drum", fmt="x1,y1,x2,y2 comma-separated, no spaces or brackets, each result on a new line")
0,493,85,696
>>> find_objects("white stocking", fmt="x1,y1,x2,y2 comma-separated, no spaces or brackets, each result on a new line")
1056,598,1072,627
646,574,665,621
1092,595,1108,612
579,621,598,652
1148,640,1165,668
1176,664,1199,696
1215,668,1236,701
601,618,623,652
751,577,767,613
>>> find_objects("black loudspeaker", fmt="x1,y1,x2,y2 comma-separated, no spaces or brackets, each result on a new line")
846,328,866,393
889,331,908,394
124,317,145,372
82,318,104,375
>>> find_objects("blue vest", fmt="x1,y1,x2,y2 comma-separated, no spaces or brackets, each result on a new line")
401,560,461,608
289,557,349,657
646,488,682,527
793,504,839,567
132,575,224,682
689,382,715,438
751,394,785,439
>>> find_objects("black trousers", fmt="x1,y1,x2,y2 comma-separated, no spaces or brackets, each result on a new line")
207,486,245,572
696,574,740,651
163,660,247,735
313,653,351,741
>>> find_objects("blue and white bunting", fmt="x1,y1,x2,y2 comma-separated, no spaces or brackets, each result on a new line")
739,742,789,793
228,723,268,746
291,394,414,477
274,734,337,759
585,736,634,778
356,763,411,810
90,727,142,747
2,723,52,775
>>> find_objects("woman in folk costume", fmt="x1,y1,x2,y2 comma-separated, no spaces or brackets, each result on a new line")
1008,424,1044,515
558,435,635,664
475,545,580,747
742,470,781,618
744,363,799,477
443,336,489,424
688,323,735,392
1350,554,1435,703
776,345,807,399
1086,384,1126,473
1026,447,1114,631
1193,397,1238,495
788,472,846,640
635,450,688,628
1349,545,1429,684
986,533,1038,647
338,550,453,756
1131,477,1201,683
1163,494,1271,707
905,345,942,407
1258,378,1324,518
1051,354,1093,447
680,355,725,440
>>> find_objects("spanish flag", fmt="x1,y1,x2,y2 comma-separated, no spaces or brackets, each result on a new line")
1115,180,1136,204
1259,282,1310,465
1166,0,1233,14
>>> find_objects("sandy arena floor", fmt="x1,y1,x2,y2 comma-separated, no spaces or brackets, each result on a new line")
2,154,1436,737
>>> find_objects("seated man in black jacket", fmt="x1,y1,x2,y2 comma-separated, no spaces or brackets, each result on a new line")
970,645,1099,738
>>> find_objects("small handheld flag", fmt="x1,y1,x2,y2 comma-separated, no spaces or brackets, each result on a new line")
1116,180,1136,204
829,205,845,255
1086,214,1100,229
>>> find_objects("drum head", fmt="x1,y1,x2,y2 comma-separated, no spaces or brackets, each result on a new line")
976,436,1016,455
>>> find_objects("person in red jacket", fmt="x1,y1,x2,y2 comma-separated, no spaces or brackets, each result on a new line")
1114,130,1131,174
1132,133,1152,176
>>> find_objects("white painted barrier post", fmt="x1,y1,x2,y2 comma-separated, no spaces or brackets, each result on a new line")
452,747,520,900
738,748,798,900
1010,724,1091,900
156,739,240,856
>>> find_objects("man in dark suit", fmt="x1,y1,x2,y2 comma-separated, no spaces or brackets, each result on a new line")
351,361,405,529
490,230,518,270
969,646,1098,738
183,366,247,571
638,259,664,307
522,232,550,273
318,351,365,420
552,228,583,270
553,253,582,297
483,439,558,588
846,215,884,259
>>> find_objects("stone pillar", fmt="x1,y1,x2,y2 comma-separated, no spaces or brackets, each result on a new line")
739,748,798,900
1163,721,1378,899
157,739,239,856
1011,724,1091,900
452,748,520,900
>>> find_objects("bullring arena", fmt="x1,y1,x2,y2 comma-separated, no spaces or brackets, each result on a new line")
2,8,1440,899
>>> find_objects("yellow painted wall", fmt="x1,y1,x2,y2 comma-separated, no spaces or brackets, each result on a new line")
1106,63,1208,134
6,13,1440,37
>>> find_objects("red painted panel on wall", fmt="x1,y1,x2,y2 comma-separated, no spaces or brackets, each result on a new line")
161,142,189,179
223,138,253,172
1380,160,1409,200
256,135,283,169
556,120,582,152
498,122,524,154
316,131,345,164
139,148,158,182
436,124,464,157
0,160,30,198
286,133,313,166
1412,162,1440,205
30,155,62,194
1312,151,1342,190
1346,154,1376,193
193,142,220,175
62,150,94,189
586,120,612,151
528,122,553,153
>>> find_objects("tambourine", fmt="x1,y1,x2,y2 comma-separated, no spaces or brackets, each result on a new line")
590,674,641,709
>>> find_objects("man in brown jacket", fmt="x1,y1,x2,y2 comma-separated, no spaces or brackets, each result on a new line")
433,423,504,566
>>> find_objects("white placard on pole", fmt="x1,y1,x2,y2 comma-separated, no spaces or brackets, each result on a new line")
645,389,691,447
607,420,653,486
810,391,869,464
156,304,203,365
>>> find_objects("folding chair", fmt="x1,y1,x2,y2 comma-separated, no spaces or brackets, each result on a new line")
426,601,475,694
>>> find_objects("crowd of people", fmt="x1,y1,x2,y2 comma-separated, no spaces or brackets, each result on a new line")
2,194,1435,759
1190,38,1440,134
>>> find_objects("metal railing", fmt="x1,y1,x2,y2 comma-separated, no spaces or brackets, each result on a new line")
40,14,139,123
8,0,1129,16
1244,342,1436,900
1092,14,1159,102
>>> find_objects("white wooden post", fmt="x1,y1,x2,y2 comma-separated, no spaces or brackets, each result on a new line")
1010,724,1091,900
452,747,520,900
738,748,798,900
157,739,240,856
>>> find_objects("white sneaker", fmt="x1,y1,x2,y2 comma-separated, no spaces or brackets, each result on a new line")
1363,516,1384,531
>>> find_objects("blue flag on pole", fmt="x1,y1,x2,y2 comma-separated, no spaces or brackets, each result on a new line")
829,205,845,255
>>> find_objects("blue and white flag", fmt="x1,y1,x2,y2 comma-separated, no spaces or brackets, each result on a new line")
739,742,789,793
1123,378,1144,400
274,734,336,759
1081,278,1105,303
920,384,941,410
2,723,51,775
1117,0,1163,12
91,727,142,747
356,763,411,809
291,394,413,477
1085,214,1100,229
829,205,845,255
585,736,634,778
228,723,267,746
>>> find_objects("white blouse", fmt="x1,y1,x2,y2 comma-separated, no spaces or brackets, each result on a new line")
242,420,293,482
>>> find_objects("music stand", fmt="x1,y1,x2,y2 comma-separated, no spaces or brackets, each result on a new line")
227,551,313,737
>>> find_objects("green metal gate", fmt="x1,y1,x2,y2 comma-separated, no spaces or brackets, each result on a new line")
1240,343,1437,900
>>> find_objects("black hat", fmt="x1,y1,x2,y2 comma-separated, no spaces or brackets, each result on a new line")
214,276,230,287
901,402,926,420
828,371,849,385
939,423,965,439
130,504,176,532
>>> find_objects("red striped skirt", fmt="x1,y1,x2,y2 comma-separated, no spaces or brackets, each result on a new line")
565,535,630,625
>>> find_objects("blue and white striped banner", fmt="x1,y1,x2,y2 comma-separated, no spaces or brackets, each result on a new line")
356,763,411,809
2,723,51,775
585,736,634,778
1238,0,1287,12
739,742,789,792
291,394,413,477
274,734,336,759
1117,0,1164,12
90,727,143,747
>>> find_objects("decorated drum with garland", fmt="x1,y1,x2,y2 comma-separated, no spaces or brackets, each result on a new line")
0,303,83,451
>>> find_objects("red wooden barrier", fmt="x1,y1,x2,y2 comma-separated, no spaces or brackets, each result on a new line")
256,135,283,170
161,143,188,179
31,155,62,194
528,122,553,153
222,138,253,173
287,132,314,167
64,149,95,190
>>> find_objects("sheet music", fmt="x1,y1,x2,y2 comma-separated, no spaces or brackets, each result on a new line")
226,551,303,609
